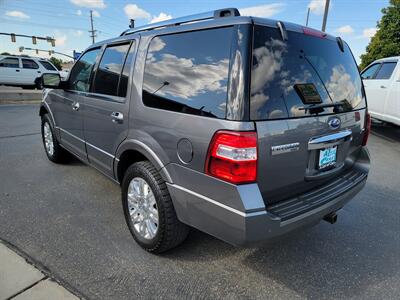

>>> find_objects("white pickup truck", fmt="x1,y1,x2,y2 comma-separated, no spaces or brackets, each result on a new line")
361,56,400,126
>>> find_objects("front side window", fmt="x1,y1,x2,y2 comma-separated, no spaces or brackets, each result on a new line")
142,27,233,119
22,59,39,69
92,43,131,97
39,61,57,71
250,25,365,120
375,62,397,80
69,48,100,92
361,64,380,79
0,57,19,68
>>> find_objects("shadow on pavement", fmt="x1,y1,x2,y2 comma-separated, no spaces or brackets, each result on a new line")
371,123,400,143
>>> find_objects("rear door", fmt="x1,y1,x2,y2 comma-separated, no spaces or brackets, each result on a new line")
83,40,137,177
250,25,367,204
0,57,22,84
21,58,41,85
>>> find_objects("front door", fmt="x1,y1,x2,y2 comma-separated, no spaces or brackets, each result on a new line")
0,57,22,85
83,40,137,177
51,47,101,160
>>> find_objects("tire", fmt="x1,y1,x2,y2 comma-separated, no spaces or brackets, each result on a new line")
122,161,189,253
41,114,69,163
36,78,44,90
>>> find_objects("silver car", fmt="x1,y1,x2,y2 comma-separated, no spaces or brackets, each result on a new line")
39,8,371,253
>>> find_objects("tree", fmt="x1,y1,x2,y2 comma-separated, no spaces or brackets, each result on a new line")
49,57,63,70
360,0,400,70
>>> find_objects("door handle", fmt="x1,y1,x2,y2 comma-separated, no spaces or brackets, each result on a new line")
72,102,80,111
111,112,123,123
380,85,387,89
16,69,20,72
37,71,41,73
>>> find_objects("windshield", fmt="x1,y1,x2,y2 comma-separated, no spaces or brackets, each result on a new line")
250,25,365,120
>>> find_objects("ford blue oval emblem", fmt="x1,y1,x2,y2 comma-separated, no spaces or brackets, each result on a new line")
328,117,341,129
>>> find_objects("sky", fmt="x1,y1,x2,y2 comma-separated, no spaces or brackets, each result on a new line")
0,0,389,64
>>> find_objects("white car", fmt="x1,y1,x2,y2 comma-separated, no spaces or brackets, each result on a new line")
361,56,400,126
0,55,60,89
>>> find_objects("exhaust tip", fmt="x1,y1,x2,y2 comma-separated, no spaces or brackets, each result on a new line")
323,212,337,224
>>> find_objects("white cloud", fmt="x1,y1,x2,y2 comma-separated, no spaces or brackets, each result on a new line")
150,12,172,23
92,10,100,17
54,33,67,47
363,27,377,38
308,0,326,15
70,0,105,9
73,30,83,37
5,10,30,19
124,4,151,20
240,3,284,17
76,9,82,16
336,25,354,35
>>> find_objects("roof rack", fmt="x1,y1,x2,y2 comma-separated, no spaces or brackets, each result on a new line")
120,8,240,36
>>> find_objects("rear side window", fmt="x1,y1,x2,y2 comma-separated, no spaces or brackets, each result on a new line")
0,57,19,68
374,62,397,79
69,48,100,92
142,27,233,119
250,25,365,120
22,59,39,69
361,64,380,79
39,61,57,71
92,43,131,97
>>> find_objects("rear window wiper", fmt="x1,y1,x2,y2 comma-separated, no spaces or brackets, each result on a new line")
298,102,344,114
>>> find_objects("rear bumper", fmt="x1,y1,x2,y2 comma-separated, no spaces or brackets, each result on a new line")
167,147,370,246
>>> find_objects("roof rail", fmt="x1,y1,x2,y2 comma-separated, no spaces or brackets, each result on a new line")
120,8,240,36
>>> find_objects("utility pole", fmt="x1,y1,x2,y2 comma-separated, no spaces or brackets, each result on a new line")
89,10,97,44
306,8,310,26
321,0,330,32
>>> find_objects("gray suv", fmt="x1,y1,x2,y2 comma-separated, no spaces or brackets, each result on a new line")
39,8,371,253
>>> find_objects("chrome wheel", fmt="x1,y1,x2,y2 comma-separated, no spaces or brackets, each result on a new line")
127,177,159,240
43,122,54,156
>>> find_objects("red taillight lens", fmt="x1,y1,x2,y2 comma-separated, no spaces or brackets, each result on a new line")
205,131,257,184
362,112,371,146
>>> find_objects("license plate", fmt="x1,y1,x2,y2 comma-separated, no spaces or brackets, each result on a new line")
318,146,337,169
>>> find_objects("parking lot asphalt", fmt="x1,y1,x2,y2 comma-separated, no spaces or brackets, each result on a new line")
0,104,399,300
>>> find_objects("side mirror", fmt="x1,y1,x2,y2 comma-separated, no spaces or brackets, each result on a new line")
41,73,62,88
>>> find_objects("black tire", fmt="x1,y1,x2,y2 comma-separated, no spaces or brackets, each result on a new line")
35,78,43,90
122,161,189,253
41,114,69,163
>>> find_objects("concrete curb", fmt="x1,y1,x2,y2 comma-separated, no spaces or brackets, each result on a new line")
0,239,87,300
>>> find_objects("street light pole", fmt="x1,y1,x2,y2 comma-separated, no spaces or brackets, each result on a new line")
321,0,330,32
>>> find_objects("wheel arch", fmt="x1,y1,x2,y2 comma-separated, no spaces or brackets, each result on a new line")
115,140,173,184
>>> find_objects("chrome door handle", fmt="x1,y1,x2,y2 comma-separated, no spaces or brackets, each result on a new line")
72,102,80,111
111,112,123,123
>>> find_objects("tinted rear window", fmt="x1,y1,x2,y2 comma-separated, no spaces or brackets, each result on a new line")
40,61,57,71
250,25,365,120
142,27,233,119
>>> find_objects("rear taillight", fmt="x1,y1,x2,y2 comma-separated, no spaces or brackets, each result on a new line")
362,112,371,146
205,131,257,184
